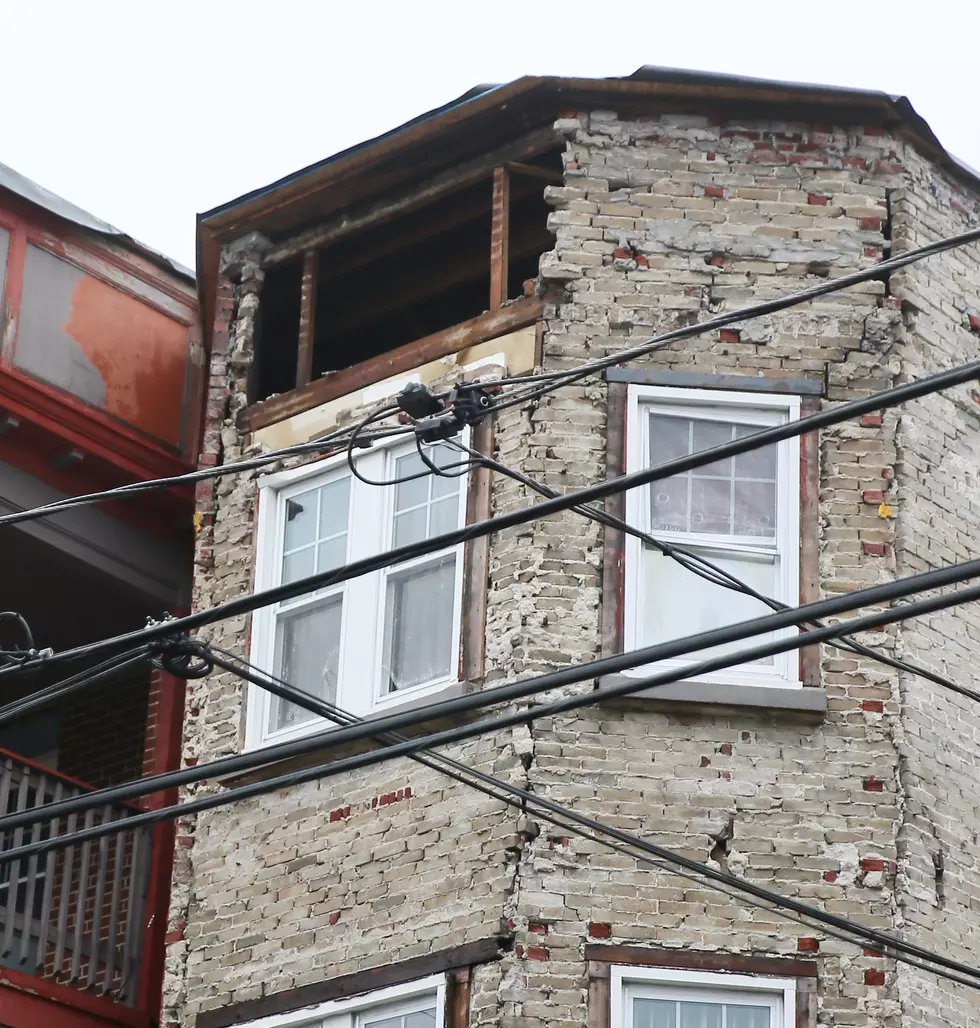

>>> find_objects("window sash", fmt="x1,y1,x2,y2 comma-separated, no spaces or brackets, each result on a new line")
623,385,801,689
246,437,468,750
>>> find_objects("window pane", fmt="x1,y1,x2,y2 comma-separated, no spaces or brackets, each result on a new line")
317,536,347,572
430,495,459,537
727,1005,771,1028
272,596,342,731
393,451,428,510
404,1011,437,1028
318,477,351,538
691,478,731,535
692,419,733,476
284,490,318,551
734,424,777,479
642,546,778,667
733,481,776,538
282,547,315,585
361,1007,436,1028
382,558,455,693
394,507,428,548
651,476,689,533
649,414,689,464
634,998,677,1028
679,1002,722,1028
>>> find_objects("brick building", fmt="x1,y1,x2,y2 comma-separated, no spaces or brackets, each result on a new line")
168,69,980,1028
0,164,201,1026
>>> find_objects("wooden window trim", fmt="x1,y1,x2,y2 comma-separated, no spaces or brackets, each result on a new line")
587,946,817,1028
195,936,506,1028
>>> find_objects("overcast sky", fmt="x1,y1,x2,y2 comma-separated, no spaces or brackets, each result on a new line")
3,1,977,271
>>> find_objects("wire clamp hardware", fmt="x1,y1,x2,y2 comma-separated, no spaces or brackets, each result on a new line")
150,635,214,679
396,382,494,443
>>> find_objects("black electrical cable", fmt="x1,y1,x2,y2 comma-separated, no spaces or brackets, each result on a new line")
445,438,980,706
3,569,979,842
5,590,980,990
7,354,979,678
0,647,152,728
202,645,980,992
483,226,980,400
0,418,415,531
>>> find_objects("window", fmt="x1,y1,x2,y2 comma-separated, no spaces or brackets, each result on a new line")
239,974,444,1028
612,967,795,1028
247,439,467,749
624,386,801,689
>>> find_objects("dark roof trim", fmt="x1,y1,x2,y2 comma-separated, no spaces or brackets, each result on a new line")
0,160,194,282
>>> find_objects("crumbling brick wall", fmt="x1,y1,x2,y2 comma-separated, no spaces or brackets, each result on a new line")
166,109,980,1028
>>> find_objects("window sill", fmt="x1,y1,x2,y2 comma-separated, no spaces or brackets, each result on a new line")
597,674,827,718
228,680,466,787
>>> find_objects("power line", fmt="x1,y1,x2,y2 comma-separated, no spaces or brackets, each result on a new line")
7,355,979,678
199,646,980,992
2,570,978,843
445,438,980,706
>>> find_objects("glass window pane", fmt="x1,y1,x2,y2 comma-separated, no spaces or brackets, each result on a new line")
382,558,455,693
394,507,427,548
272,597,342,731
317,536,347,572
404,1011,437,1028
649,414,690,464
634,998,677,1028
430,495,459,538
733,481,776,538
362,1017,401,1028
691,477,731,535
282,547,315,585
394,451,428,511
283,489,318,552
692,419,733,477
651,475,689,533
727,1005,771,1028
318,477,351,538
679,1002,723,1028
734,424,777,479
642,546,777,667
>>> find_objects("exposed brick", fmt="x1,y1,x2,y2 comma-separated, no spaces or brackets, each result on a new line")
719,329,741,344
865,969,886,986
588,922,612,938
797,938,819,952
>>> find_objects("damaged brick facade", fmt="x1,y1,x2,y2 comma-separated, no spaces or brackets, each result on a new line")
167,97,980,1028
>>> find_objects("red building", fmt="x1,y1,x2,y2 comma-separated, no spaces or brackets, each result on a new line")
0,162,200,1028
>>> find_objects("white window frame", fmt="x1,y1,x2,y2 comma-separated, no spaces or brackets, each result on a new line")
246,434,468,751
237,973,445,1028
611,966,795,1028
624,385,801,690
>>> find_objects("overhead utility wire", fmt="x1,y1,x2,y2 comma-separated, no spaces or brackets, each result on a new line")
3,228,977,534
0,416,414,530
443,438,980,705
481,225,980,406
200,646,980,992
6,355,979,679
3,566,979,842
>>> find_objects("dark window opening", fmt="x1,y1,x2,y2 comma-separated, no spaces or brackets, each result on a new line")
251,147,562,402
255,260,302,402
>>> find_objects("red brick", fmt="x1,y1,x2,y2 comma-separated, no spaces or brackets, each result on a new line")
710,255,724,267
863,777,884,792
706,152,716,161
969,314,980,333
328,910,341,925
823,871,838,882
864,247,881,258
528,922,549,934
718,743,733,756
862,542,887,557
862,490,885,503
860,217,882,231
719,329,741,344
860,858,885,872
704,184,725,199
526,946,549,961
588,922,612,938
700,756,711,768
797,938,820,952
862,700,884,713
865,969,885,986
808,193,829,206
861,414,882,427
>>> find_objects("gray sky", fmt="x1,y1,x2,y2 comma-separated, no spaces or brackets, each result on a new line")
3,0,977,271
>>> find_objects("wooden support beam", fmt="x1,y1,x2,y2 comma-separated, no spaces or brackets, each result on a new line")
295,249,319,388
239,296,543,433
263,126,559,267
506,160,563,184
489,166,510,311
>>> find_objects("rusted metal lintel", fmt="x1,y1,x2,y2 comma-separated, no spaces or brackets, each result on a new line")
239,296,543,433
263,126,560,268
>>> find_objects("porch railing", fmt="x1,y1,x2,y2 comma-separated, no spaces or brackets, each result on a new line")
0,750,152,1006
